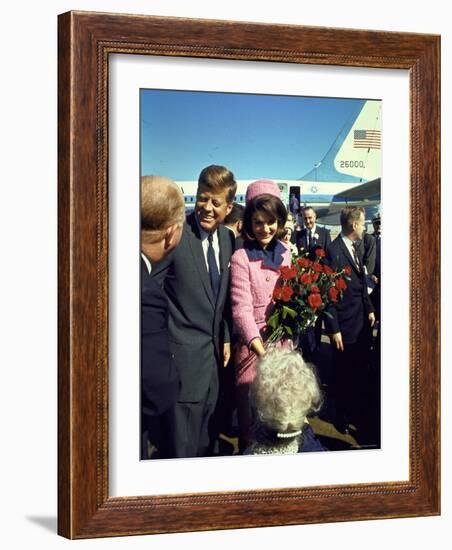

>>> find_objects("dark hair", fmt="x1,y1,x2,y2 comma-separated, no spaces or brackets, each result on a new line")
243,194,287,241
302,206,316,216
224,202,245,225
198,165,237,203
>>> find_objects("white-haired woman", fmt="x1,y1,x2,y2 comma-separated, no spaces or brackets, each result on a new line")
282,216,298,256
246,348,325,454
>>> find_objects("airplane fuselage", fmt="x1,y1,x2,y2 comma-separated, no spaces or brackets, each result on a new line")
176,179,361,210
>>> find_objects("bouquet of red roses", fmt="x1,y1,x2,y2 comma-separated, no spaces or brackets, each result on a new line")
266,248,351,344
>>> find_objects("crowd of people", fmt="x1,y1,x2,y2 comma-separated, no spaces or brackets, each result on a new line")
140,165,381,460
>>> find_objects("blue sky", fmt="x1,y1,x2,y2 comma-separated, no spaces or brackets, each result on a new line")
140,90,365,180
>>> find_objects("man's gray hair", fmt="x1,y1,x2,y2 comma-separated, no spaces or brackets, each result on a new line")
303,206,316,216
141,175,185,233
250,348,322,434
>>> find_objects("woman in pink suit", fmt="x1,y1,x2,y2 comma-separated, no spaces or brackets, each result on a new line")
230,179,292,450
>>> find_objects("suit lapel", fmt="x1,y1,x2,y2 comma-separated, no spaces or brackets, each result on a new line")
301,229,308,251
186,214,215,308
316,227,323,247
140,255,153,287
140,256,149,279
312,227,322,247
338,237,361,276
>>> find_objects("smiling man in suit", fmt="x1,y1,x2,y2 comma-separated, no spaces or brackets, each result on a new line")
324,206,376,445
296,206,331,257
296,206,332,354
153,165,237,458
140,176,185,459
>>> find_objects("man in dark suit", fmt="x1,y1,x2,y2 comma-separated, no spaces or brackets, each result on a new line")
359,231,377,277
296,206,332,354
140,176,185,459
367,213,381,448
224,202,245,249
154,165,236,458
221,202,245,446
296,206,331,257
324,206,376,445
369,213,381,318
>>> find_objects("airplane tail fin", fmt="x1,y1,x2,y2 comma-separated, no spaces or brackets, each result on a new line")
299,99,382,184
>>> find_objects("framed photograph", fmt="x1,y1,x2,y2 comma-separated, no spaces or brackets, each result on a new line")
58,11,440,538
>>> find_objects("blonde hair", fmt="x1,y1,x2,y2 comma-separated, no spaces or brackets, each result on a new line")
141,176,185,242
340,206,364,233
250,348,322,434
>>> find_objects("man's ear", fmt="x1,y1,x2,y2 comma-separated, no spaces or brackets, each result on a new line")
225,202,233,217
164,224,177,249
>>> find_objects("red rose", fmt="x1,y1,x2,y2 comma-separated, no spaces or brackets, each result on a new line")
311,262,323,273
279,266,289,279
310,285,320,293
297,257,310,268
300,272,313,285
323,264,334,276
328,287,339,302
280,265,298,280
307,292,323,310
335,278,347,291
343,265,352,276
312,272,320,282
281,285,294,302
272,285,283,300
315,248,326,258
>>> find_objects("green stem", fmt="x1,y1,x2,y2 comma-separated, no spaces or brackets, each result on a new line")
266,325,284,345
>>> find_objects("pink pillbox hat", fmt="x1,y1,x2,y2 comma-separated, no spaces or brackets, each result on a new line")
245,179,281,204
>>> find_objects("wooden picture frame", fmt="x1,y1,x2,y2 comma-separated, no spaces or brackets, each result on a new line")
58,11,440,538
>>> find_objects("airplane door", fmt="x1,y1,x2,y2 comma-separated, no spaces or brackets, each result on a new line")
289,185,301,213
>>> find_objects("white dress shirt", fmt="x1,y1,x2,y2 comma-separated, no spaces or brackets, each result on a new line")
306,224,317,247
196,218,220,273
141,252,152,275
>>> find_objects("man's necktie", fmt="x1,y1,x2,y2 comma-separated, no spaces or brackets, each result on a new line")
307,229,312,249
352,241,362,271
207,233,220,300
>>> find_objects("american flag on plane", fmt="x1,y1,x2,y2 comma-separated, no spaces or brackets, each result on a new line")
353,129,381,149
